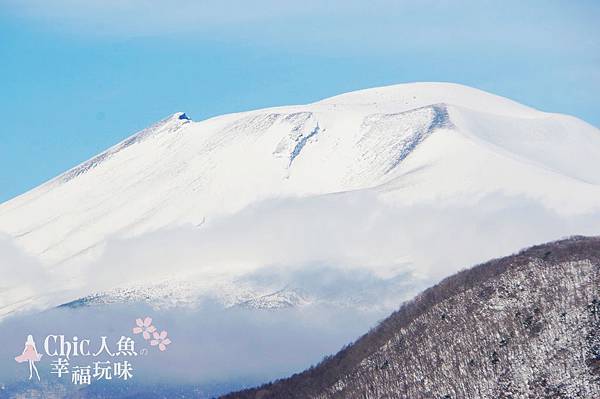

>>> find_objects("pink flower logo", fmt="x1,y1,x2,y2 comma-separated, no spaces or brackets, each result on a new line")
132,317,156,340
150,331,171,352
132,316,172,352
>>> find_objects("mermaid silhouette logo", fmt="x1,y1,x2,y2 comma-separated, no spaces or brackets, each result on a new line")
15,334,43,380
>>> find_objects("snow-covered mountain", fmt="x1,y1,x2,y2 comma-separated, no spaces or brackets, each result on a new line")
1,82,600,318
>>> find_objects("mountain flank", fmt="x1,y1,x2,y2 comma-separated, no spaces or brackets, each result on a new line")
222,236,600,399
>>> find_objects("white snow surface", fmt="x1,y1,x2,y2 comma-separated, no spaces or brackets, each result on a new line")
1,82,600,318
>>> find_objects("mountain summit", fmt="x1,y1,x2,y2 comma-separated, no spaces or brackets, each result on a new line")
1,82,600,318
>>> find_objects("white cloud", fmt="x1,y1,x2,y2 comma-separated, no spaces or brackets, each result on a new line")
0,235,59,315
76,190,599,300
3,189,598,319
2,0,597,57
0,0,320,36
1,191,598,393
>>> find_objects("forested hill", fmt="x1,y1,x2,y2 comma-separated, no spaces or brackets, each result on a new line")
222,236,600,399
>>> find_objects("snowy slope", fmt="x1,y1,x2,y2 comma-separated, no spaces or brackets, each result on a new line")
1,82,600,317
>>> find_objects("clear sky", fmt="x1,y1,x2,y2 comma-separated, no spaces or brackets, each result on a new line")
1,0,599,203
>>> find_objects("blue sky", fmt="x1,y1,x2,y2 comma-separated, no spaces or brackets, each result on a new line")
1,0,599,202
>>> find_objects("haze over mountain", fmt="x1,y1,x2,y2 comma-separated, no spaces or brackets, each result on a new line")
1,82,600,318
